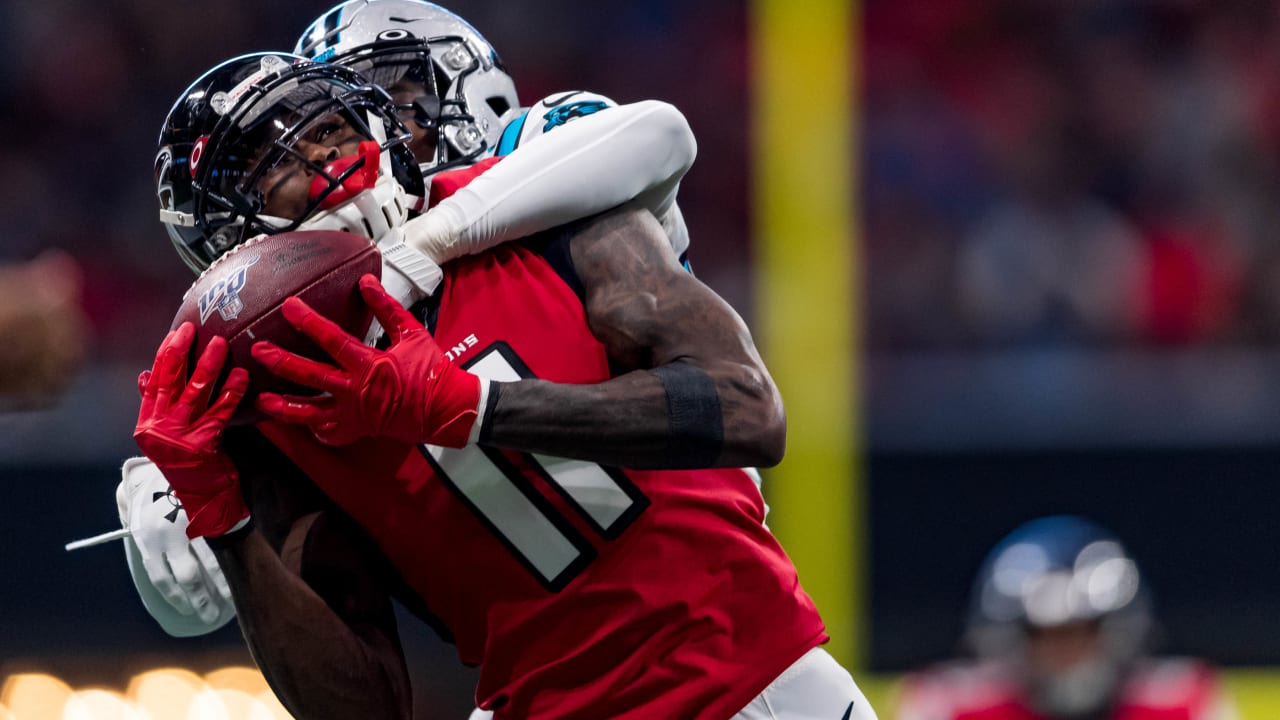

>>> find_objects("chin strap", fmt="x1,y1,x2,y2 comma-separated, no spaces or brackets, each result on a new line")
381,231,443,298
370,109,441,309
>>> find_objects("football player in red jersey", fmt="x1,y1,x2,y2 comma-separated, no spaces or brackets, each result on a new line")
131,50,878,720
118,0,702,640
894,517,1237,720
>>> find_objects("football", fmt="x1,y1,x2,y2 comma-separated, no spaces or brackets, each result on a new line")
172,230,381,424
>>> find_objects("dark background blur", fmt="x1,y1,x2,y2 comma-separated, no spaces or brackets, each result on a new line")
863,0,1280,673
2,0,1280,716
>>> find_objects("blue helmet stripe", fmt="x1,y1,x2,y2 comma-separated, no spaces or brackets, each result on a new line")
496,110,530,156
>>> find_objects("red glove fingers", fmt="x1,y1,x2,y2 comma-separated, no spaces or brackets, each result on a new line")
358,273,422,342
251,274,483,448
252,330,355,397
257,392,359,447
254,391,336,427
352,274,484,447
134,323,250,539
140,325,189,422
176,327,232,423
191,344,250,430
280,295,374,372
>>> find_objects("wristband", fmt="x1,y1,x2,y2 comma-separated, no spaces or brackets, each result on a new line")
651,363,723,468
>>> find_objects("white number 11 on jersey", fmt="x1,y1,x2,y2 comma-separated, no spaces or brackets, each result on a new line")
418,343,649,591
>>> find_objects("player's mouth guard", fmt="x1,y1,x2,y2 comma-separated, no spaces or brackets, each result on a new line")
310,140,382,210
309,111,441,320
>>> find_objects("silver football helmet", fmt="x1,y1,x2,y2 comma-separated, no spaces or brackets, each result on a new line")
295,0,521,177
966,516,1152,719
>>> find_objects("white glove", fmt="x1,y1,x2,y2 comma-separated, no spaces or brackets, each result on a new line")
117,456,237,636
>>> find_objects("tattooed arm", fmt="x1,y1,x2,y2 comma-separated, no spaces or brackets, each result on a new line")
253,203,783,469
483,204,785,469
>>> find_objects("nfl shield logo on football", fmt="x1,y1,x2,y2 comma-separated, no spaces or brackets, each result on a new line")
198,256,260,325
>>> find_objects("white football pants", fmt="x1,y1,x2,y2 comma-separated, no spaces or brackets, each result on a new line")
465,647,877,720
731,647,878,720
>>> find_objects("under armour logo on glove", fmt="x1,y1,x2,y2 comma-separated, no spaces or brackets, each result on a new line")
153,488,183,524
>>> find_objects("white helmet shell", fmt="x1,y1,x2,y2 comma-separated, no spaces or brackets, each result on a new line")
295,1,521,175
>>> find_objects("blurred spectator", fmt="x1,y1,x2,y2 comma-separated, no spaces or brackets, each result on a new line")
893,516,1238,720
865,0,1280,350
0,251,88,409
954,128,1149,346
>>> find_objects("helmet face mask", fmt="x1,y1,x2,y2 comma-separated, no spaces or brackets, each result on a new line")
294,1,521,177
156,53,423,273
1023,623,1125,720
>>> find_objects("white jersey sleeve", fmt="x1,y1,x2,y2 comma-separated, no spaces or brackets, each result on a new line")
403,90,695,267
496,91,620,153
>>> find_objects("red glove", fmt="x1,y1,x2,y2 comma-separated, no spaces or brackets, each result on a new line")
133,322,250,539
251,274,482,447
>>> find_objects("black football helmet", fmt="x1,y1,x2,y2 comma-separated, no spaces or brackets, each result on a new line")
155,52,424,273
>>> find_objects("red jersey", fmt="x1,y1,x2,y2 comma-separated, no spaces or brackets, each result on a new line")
895,659,1234,720
258,237,827,719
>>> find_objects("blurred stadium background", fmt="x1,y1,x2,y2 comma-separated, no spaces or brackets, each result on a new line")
2,0,1280,717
